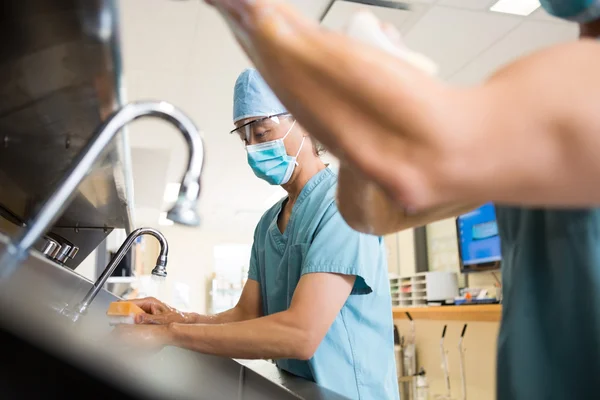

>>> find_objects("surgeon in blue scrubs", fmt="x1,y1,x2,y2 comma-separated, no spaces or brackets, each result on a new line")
116,69,399,400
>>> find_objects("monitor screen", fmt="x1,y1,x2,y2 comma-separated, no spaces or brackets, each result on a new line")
457,203,502,269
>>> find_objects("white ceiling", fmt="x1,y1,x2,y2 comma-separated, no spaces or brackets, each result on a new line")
118,0,577,234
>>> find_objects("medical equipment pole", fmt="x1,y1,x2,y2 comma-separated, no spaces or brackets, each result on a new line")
440,325,451,399
406,312,417,400
458,324,468,400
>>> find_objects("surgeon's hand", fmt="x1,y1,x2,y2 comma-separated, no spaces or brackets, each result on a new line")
110,324,171,353
127,297,190,325
128,297,172,314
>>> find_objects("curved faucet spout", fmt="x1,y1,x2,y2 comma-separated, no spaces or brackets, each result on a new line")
0,101,204,281
75,227,168,315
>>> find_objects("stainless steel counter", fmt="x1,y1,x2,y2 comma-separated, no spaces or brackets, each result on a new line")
0,233,349,400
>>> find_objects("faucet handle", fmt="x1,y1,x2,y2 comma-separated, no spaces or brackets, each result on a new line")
67,245,79,260
47,234,79,264
41,236,61,260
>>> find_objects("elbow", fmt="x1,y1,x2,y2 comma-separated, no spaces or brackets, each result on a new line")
337,206,373,234
277,311,323,360
341,211,402,236
336,165,414,236
295,349,316,361
282,319,321,360
292,332,320,361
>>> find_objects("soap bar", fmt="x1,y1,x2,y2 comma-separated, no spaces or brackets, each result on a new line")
106,301,145,326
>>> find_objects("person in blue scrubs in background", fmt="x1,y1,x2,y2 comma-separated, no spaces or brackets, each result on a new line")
115,69,399,400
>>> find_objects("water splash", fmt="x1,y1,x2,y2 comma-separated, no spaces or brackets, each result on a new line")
149,274,169,301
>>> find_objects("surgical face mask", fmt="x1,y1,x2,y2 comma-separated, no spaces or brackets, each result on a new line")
246,120,305,185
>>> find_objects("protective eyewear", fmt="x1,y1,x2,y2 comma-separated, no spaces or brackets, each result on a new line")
230,113,293,145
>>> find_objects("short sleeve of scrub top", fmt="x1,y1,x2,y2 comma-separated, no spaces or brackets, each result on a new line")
301,202,380,295
248,239,259,282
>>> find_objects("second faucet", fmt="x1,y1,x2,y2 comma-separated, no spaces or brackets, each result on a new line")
74,227,169,316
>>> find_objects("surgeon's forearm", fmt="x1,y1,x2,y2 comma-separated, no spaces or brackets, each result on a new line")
165,312,314,360
186,281,262,324
138,308,248,325
186,307,250,324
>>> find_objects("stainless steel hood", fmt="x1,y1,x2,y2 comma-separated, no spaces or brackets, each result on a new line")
0,0,134,269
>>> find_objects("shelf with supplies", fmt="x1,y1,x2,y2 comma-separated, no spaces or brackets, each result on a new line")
392,304,502,322
389,271,460,308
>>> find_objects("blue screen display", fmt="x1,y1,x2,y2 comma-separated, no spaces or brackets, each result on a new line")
457,202,502,266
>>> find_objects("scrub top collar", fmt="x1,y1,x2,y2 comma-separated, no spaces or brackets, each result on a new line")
268,167,335,250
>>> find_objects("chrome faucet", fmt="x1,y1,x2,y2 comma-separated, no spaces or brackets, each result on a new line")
0,101,204,281
73,227,168,315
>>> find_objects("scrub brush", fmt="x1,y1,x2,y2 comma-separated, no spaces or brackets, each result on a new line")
106,301,146,325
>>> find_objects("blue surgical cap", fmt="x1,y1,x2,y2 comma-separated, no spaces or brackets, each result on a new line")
233,68,287,124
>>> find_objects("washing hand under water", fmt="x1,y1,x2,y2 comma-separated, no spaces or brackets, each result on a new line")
108,297,183,353
126,297,192,325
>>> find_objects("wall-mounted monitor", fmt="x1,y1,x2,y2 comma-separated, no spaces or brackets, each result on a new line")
456,202,501,273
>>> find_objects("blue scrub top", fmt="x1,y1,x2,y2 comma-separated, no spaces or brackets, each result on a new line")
496,207,600,400
249,167,399,400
